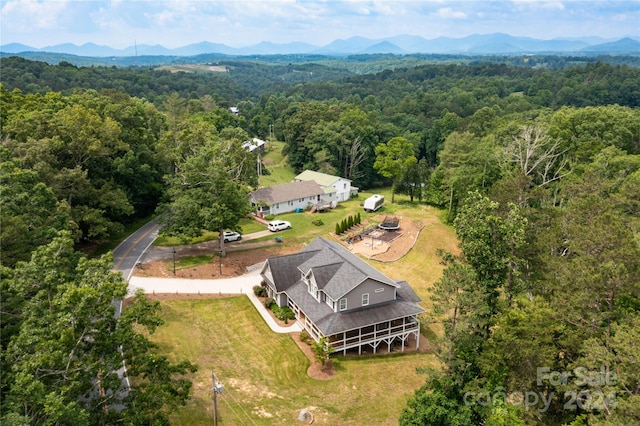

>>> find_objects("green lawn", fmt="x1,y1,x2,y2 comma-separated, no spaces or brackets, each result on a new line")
259,141,296,187
152,297,439,425
154,218,267,247
147,147,458,423
147,199,459,424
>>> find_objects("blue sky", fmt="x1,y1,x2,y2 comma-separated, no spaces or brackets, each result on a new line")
1,0,639,48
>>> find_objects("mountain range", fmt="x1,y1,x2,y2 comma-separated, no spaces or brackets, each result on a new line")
2,33,639,57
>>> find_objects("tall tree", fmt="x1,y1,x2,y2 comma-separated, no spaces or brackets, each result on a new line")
437,131,500,220
161,126,257,255
502,124,570,191
454,191,527,308
1,232,197,425
0,158,73,267
374,136,417,203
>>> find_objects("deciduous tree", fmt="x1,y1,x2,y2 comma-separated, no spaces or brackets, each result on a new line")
374,136,417,203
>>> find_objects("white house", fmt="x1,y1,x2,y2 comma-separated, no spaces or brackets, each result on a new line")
249,180,324,217
242,138,266,154
295,170,357,203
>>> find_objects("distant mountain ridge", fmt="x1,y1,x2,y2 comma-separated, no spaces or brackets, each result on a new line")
2,33,639,57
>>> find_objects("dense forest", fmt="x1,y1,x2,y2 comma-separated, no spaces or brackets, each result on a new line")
1,55,639,425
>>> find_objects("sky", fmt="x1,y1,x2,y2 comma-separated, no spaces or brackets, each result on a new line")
1,0,639,49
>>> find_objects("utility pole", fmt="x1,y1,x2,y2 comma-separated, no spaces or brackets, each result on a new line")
212,371,222,426
212,371,218,426
172,247,176,275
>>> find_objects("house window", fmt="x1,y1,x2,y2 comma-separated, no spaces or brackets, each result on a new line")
362,293,369,306
326,296,333,309
299,198,304,202
375,288,384,293
343,183,347,189
339,298,347,311
308,280,319,301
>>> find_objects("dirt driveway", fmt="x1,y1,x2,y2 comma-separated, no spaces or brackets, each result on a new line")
133,216,423,279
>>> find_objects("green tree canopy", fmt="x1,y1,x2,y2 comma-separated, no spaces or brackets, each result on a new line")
1,232,197,425
374,136,417,202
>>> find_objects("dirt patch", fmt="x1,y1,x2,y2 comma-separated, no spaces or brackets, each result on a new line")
290,332,336,380
133,217,420,279
337,216,423,262
133,243,303,279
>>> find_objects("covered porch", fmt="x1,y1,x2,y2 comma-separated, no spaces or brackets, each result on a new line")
289,296,421,356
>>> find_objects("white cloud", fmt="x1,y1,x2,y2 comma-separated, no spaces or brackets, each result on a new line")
510,0,565,10
1,0,638,49
1,0,69,31
434,7,467,19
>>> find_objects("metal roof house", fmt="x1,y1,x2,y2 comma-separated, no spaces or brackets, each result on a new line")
295,170,357,203
242,138,266,154
260,237,425,355
249,180,324,216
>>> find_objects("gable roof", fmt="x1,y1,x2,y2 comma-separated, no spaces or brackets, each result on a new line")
298,238,398,299
295,170,351,187
250,180,324,205
261,237,424,337
262,251,317,293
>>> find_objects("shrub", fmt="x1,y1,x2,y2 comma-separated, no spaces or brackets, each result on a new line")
299,330,312,345
312,336,334,366
253,285,267,297
335,223,341,234
264,297,275,308
265,214,275,220
312,219,324,226
272,305,296,323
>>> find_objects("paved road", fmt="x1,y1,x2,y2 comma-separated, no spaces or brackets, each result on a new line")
112,219,162,281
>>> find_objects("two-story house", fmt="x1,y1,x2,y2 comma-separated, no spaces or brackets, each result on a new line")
260,237,425,355
295,170,357,203
249,180,324,216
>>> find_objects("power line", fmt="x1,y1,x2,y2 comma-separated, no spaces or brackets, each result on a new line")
214,371,258,426
219,395,248,425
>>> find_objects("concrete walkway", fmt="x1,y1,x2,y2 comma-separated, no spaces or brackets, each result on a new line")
128,268,301,334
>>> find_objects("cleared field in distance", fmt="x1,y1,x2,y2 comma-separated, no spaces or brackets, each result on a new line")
155,64,228,73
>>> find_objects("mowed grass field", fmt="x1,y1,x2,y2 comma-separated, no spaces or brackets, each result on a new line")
149,202,457,425
154,297,441,425
148,142,459,424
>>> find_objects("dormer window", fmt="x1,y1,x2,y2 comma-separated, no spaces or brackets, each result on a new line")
307,275,320,301
339,298,347,311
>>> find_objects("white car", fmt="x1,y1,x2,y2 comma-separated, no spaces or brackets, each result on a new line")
223,231,242,242
268,220,291,232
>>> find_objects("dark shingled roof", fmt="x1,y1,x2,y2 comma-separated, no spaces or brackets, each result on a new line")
263,251,316,292
261,237,425,336
250,180,324,205
287,279,424,336
298,238,398,299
